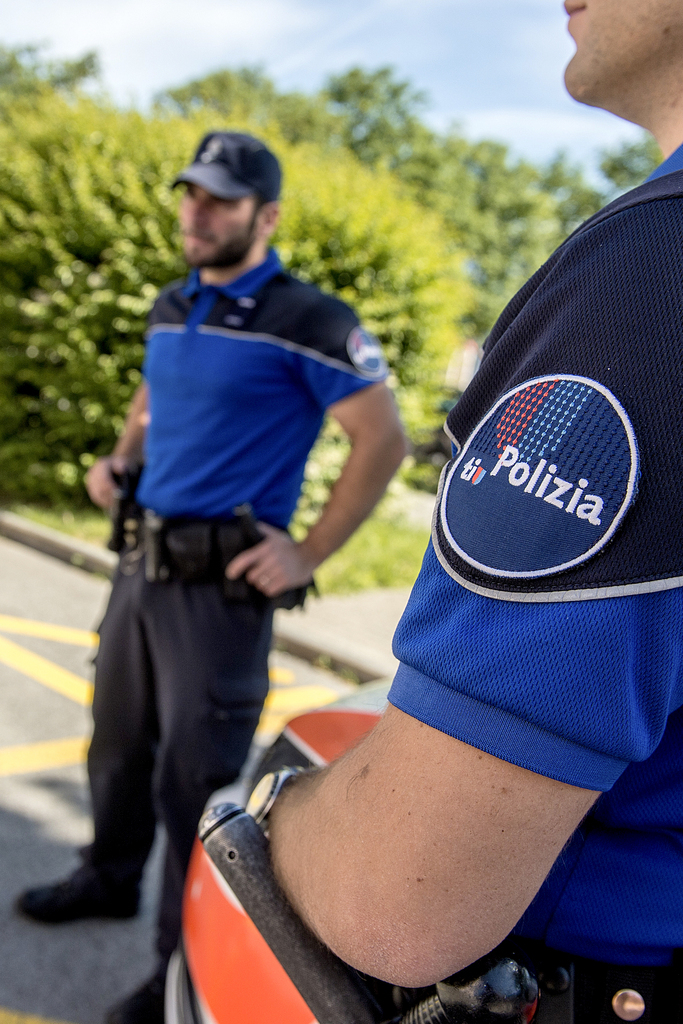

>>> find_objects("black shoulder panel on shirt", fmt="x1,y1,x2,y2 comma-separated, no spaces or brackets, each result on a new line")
251,274,361,362
434,171,683,601
147,280,193,328
146,271,386,378
199,272,387,378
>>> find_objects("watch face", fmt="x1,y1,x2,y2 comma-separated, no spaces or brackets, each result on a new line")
246,772,277,821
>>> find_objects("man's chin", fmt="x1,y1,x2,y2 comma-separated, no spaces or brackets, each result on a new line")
564,56,603,107
183,246,252,271
183,245,214,268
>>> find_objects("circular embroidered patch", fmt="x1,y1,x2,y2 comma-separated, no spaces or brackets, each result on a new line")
346,326,386,378
439,375,639,578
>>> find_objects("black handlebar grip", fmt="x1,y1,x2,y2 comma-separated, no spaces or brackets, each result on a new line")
199,803,383,1024
399,944,538,1024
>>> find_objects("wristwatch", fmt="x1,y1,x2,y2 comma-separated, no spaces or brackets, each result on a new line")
246,766,306,826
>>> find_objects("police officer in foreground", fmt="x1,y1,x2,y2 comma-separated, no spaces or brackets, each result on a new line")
264,3,683,1022
17,132,407,1024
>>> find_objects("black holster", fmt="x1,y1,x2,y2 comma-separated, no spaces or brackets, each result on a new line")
142,505,312,610
107,465,143,553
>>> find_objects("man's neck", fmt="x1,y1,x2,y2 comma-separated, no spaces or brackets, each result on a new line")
199,243,269,287
652,118,683,160
617,78,683,158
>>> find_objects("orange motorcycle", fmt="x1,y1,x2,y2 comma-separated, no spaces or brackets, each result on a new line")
166,683,542,1024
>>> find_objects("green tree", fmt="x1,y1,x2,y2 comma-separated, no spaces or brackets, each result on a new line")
0,44,98,99
318,67,604,336
324,65,429,169
384,134,603,338
0,53,610,505
411,138,574,337
157,66,341,147
540,152,608,237
161,63,604,339
0,94,188,503
600,134,661,194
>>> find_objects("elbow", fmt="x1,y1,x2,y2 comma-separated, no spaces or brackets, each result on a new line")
387,426,410,472
309,886,500,989
318,911,481,989
397,430,411,466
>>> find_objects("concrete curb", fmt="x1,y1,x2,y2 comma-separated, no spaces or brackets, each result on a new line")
0,510,392,682
0,511,118,576
272,610,397,683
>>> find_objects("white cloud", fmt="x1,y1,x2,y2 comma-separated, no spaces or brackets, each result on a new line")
0,0,649,175
3,0,322,100
268,3,381,78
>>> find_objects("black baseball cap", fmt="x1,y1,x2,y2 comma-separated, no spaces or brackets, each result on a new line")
173,132,282,202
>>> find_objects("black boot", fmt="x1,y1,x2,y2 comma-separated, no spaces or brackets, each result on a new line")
17,865,139,924
106,968,166,1024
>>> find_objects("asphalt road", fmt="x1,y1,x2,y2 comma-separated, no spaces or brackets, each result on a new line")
0,536,351,1024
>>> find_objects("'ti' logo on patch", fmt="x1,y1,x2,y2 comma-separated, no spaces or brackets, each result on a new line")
438,375,639,579
461,459,486,485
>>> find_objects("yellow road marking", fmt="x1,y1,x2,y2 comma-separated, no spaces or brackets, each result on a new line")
0,615,339,755
0,614,98,647
0,736,88,777
264,685,339,711
0,620,315,711
268,665,295,685
0,1009,76,1024
0,636,93,706
257,684,340,739
0,686,338,772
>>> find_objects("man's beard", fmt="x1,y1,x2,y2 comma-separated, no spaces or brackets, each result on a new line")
184,210,259,269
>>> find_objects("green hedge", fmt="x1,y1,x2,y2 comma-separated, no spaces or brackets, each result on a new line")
0,91,470,505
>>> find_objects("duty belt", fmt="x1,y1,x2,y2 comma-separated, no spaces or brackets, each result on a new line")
515,939,683,1024
114,504,311,610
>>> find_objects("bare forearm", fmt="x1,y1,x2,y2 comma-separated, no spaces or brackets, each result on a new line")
226,382,407,594
269,706,598,987
112,383,148,464
299,427,406,567
268,756,361,951
85,384,148,508
299,384,408,567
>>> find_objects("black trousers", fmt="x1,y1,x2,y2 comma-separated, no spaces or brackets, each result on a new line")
83,556,273,963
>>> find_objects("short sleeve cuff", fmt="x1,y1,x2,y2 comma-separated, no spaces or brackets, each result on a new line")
323,370,387,409
388,662,629,791
297,356,387,412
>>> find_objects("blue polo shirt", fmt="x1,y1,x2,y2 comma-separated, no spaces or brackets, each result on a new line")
646,139,683,180
390,172,683,967
136,251,388,525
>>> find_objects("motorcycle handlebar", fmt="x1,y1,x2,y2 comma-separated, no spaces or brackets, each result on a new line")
200,803,383,1024
199,803,539,1024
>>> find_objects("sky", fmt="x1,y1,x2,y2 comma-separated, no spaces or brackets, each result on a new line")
2,0,646,177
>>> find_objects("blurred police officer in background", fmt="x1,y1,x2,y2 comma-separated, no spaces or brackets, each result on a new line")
17,131,407,1024
266,3,683,1022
